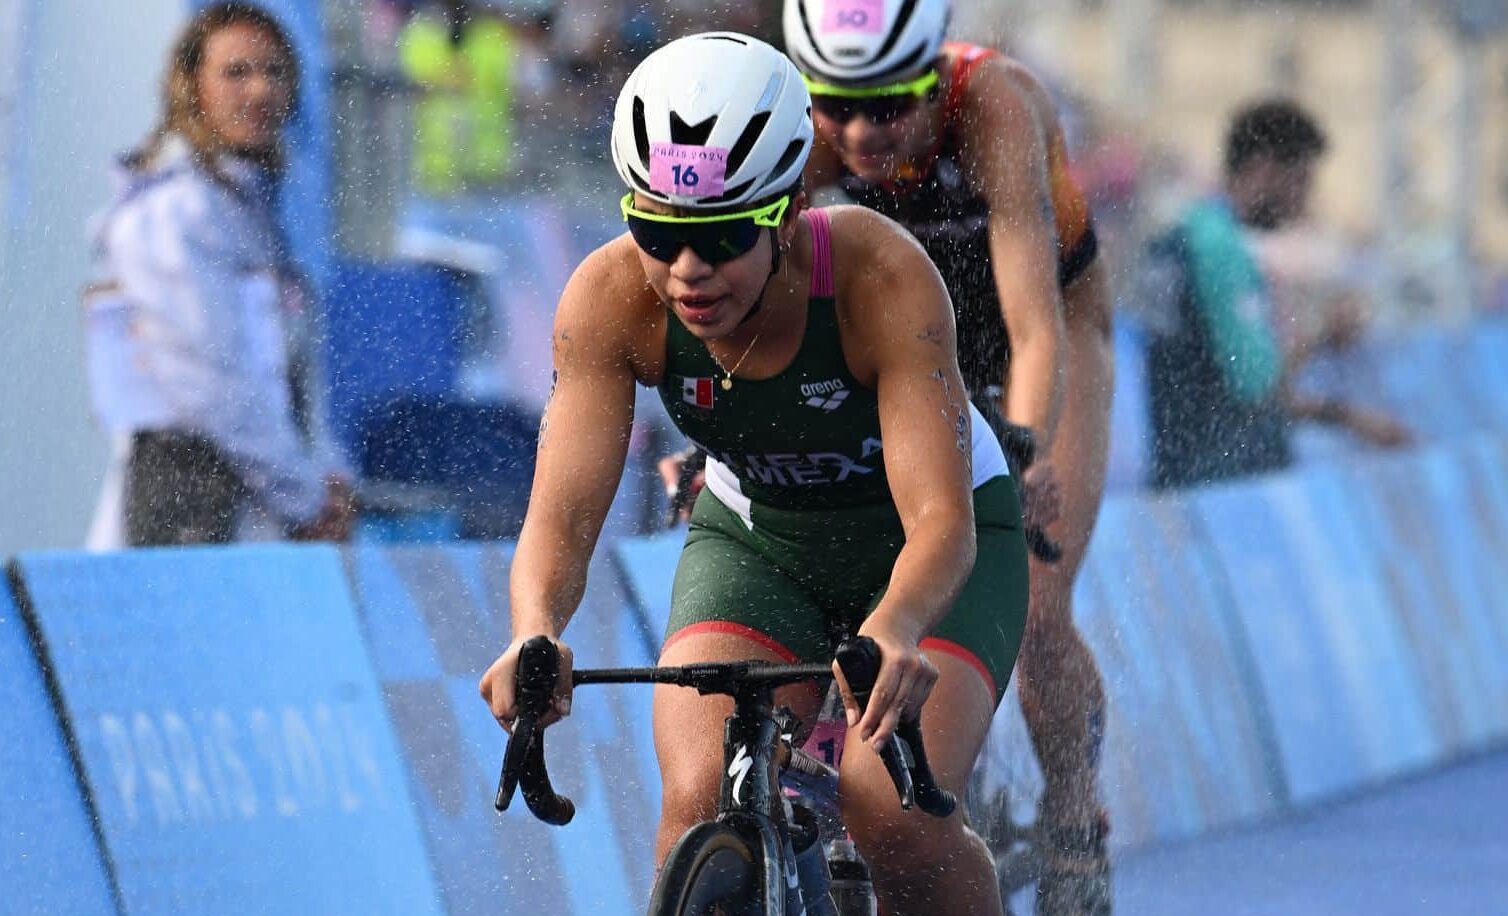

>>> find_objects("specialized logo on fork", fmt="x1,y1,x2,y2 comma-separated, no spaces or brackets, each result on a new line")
729,744,755,804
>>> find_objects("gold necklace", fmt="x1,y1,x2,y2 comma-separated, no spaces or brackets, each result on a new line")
706,244,792,390
709,327,763,391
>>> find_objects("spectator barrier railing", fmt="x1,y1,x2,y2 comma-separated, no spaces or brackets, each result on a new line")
4,437,1507,912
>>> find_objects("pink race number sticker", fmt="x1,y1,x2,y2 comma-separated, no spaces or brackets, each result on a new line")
822,0,884,34
648,143,729,197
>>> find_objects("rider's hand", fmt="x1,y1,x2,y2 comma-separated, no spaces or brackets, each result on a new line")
289,477,357,542
479,633,575,733
1020,461,1063,533
1347,410,1414,448
837,619,938,753
657,451,705,524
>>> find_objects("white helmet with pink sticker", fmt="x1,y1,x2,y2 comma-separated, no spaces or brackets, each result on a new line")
611,32,813,210
783,0,951,87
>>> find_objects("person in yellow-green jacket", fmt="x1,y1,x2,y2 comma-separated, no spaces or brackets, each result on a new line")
400,0,516,195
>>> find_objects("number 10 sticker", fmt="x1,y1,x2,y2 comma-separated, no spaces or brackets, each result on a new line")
649,142,729,197
822,0,884,34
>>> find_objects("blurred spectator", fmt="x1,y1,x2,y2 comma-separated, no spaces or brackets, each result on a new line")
83,2,353,548
400,1,522,196
1144,98,1409,490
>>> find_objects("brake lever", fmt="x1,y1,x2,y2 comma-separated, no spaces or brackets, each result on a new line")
835,637,958,818
895,717,957,817
494,637,575,825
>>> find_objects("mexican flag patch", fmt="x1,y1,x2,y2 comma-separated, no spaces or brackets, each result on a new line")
682,376,715,410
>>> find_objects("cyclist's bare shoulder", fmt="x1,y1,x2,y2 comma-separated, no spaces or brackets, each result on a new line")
957,53,1045,139
825,205,956,378
995,55,1069,139
556,234,664,381
826,204,937,296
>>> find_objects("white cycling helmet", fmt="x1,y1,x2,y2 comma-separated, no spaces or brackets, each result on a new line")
611,32,813,210
783,0,951,86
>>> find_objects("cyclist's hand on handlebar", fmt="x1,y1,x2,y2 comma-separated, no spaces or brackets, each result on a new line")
1020,461,1063,533
837,621,938,752
479,634,574,733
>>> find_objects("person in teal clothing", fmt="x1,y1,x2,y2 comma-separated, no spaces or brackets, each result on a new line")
479,32,1028,916
1148,98,1406,489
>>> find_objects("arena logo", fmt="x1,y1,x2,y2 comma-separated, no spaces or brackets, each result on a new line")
800,377,850,412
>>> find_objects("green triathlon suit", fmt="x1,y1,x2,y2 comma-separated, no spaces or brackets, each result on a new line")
656,208,1028,703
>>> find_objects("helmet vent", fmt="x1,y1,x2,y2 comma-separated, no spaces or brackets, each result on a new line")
773,139,806,179
632,96,650,167
725,111,771,176
669,111,716,146
874,0,921,62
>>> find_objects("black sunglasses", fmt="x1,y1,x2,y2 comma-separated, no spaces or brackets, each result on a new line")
811,92,925,126
621,194,790,265
805,69,940,126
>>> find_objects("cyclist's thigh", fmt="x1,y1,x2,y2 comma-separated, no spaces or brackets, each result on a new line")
666,492,838,664
925,475,1030,707
657,509,826,806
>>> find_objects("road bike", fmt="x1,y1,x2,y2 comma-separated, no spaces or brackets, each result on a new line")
496,635,956,914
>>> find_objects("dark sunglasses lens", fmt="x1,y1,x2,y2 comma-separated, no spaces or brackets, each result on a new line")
813,94,858,122
858,95,917,124
626,217,683,262
627,216,762,265
814,93,917,125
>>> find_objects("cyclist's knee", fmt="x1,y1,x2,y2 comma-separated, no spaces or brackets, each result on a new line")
1024,580,1076,646
844,797,980,876
657,758,721,829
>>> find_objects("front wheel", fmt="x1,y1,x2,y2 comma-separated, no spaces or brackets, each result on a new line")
647,821,764,916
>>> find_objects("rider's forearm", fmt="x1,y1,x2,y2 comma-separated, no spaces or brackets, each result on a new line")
1062,259,1113,342
1003,323,1065,454
866,510,976,644
508,513,603,638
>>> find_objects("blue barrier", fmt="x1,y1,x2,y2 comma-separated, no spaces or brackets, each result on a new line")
1104,319,1151,492
11,546,444,916
0,574,119,914
1463,320,1508,430
609,526,685,651
5,432,1506,896
1343,444,1508,754
1191,471,1440,804
1075,495,1284,845
343,545,661,914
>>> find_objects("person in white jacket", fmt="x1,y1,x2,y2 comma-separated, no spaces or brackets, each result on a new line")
85,2,352,548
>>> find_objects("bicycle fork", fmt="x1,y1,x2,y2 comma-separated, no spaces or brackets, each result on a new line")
721,693,840,915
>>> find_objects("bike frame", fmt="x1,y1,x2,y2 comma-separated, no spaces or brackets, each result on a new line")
714,681,807,914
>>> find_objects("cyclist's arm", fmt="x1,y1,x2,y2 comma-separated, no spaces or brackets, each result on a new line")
508,248,639,639
837,208,977,643
1063,254,1113,342
957,60,1067,452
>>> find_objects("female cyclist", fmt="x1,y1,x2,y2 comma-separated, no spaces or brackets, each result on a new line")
480,32,1027,916
785,3,1117,911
